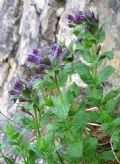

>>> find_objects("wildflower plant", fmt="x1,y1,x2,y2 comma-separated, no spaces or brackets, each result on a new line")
1,10,120,164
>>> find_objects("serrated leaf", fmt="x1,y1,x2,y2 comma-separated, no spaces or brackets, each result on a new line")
87,97,101,107
72,111,89,132
51,92,70,119
73,25,85,36
100,150,115,161
19,102,34,111
67,141,83,158
84,137,98,158
99,51,114,60
79,47,94,63
69,83,80,97
104,89,120,101
104,99,117,113
17,115,34,129
59,63,72,86
86,86,103,99
75,62,94,84
97,65,114,84
80,32,95,41
112,117,120,127
41,111,56,126
12,146,21,156
44,97,54,106
96,26,105,43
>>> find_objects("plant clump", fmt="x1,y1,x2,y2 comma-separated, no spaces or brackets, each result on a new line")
0,9,120,164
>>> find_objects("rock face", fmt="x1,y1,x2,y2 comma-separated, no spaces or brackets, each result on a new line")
0,0,120,133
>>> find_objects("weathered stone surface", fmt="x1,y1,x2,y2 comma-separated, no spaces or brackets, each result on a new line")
40,5,57,42
0,63,9,87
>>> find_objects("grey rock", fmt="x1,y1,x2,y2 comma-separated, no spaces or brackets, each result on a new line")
0,63,9,87
40,5,57,42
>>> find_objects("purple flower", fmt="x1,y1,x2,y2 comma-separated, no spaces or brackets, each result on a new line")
32,49,39,55
51,44,62,58
14,81,24,91
27,54,41,64
9,89,21,96
9,81,24,102
29,75,41,87
67,10,98,25
68,14,74,21
74,15,87,22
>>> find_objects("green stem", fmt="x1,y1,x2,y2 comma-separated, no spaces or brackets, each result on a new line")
92,44,97,97
22,155,27,164
56,151,65,164
34,108,41,138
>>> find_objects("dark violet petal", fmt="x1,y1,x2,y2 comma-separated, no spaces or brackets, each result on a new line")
51,44,62,58
32,49,39,55
68,14,74,21
9,89,21,96
27,54,41,64
29,75,41,87
75,11,83,16
74,15,87,22
14,81,24,91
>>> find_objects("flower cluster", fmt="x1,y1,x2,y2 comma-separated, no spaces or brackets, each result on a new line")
9,43,70,102
68,10,98,25
26,43,63,67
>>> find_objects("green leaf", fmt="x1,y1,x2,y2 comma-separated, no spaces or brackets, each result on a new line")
41,111,56,126
99,51,114,60
51,92,71,119
112,117,120,127
104,89,120,101
86,86,103,99
0,142,8,149
5,125,15,135
87,97,101,107
19,102,34,111
73,25,85,36
72,111,89,132
69,83,80,97
75,62,94,84
59,63,72,86
17,115,34,129
67,141,83,158
22,88,31,98
96,26,105,43
44,97,54,106
27,149,36,164
100,150,115,161
80,32,95,41
97,65,114,84
12,146,21,156
79,47,94,63
104,99,117,113
84,137,98,158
